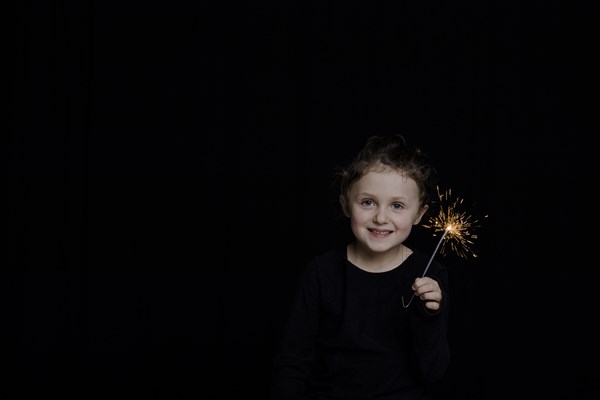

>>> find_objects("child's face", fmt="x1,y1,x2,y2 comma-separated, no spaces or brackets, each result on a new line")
345,169,426,255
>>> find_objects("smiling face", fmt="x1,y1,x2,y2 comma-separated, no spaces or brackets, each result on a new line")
341,167,427,258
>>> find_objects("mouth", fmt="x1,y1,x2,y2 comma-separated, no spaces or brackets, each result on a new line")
368,228,393,237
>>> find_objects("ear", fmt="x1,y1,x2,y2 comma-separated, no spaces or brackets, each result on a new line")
413,204,429,225
339,195,350,217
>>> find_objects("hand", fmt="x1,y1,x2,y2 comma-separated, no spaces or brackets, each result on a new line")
412,277,442,311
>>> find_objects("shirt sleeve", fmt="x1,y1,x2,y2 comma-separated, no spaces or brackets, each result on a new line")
270,260,320,400
409,263,451,384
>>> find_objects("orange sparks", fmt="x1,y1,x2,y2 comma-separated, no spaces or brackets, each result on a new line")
422,187,486,259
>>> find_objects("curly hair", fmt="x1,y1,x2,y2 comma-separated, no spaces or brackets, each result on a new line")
335,134,438,214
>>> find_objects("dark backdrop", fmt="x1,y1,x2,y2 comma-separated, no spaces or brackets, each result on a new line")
9,1,596,399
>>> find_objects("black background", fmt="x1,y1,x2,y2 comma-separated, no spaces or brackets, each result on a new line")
9,1,597,399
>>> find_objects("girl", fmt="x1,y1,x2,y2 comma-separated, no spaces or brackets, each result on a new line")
271,135,450,400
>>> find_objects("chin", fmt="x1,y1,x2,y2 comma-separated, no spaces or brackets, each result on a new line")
365,243,396,254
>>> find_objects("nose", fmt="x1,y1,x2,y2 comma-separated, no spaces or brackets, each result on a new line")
373,207,388,224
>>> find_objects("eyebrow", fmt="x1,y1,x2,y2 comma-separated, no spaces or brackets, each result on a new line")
354,192,409,201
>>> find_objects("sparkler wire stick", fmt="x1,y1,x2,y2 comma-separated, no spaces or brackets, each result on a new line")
401,186,484,308
402,228,449,308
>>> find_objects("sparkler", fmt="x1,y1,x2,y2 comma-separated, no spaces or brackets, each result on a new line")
402,186,485,308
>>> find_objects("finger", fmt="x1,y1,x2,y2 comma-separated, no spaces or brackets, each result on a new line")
424,300,440,311
413,281,440,296
412,277,438,290
419,290,442,303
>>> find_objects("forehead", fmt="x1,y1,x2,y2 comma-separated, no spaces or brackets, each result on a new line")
352,170,420,198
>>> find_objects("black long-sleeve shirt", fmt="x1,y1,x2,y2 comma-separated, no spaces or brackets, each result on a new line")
271,247,450,400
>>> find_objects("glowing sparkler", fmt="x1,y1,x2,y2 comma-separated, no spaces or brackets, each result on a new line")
423,187,483,259
402,186,486,308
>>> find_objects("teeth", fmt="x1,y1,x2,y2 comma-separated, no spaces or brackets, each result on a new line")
371,229,390,234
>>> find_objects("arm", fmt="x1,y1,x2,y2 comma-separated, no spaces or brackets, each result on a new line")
270,261,320,400
409,267,451,384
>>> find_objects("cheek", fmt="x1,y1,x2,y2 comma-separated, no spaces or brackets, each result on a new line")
397,215,419,230
349,210,370,228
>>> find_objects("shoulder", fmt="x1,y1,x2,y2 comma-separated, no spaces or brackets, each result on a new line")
408,249,448,278
293,247,346,297
313,247,346,266
302,247,347,277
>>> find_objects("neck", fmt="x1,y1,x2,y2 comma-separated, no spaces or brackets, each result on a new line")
348,242,411,273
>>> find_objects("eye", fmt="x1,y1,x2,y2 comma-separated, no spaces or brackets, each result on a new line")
391,202,405,211
361,199,375,207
